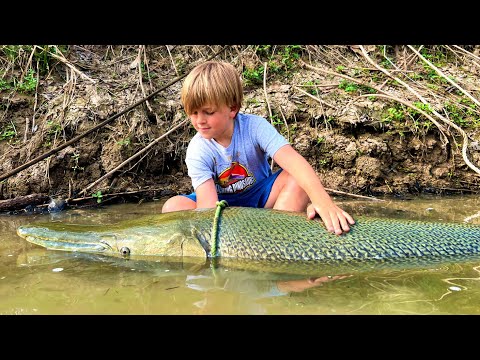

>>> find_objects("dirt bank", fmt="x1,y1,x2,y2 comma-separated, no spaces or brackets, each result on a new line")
1,45,480,212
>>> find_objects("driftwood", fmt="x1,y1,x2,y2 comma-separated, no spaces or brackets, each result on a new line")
0,193,49,211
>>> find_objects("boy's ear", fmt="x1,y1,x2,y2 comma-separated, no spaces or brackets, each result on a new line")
230,105,238,114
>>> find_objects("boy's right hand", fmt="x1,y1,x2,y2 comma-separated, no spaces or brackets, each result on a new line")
306,203,355,235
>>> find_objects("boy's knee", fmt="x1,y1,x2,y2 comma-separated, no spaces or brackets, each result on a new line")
282,172,309,204
283,172,304,192
161,195,196,213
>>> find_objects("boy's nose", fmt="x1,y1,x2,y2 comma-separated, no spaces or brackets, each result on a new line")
196,114,207,123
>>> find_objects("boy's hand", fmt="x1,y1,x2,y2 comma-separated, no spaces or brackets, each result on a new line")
306,203,355,235
276,274,351,293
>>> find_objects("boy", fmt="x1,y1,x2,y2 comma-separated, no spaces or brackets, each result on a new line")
162,61,354,235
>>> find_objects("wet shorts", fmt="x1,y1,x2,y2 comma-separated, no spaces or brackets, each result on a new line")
181,169,282,208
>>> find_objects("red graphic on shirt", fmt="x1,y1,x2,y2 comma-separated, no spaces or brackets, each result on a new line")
216,162,255,193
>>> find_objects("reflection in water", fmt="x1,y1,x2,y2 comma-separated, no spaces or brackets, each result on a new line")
185,270,350,314
3,194,480,314
15,248,350,315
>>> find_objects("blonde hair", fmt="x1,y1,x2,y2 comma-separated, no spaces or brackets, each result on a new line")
181,61,243,115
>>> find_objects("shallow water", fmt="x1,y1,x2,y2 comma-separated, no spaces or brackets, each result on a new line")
2,195,480,315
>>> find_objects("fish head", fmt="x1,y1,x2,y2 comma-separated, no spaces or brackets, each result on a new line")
17,218,207,260
17,225,118,254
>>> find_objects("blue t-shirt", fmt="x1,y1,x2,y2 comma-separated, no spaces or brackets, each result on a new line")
185,112,289,195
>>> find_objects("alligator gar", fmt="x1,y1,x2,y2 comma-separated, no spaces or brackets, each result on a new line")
16,206,480,273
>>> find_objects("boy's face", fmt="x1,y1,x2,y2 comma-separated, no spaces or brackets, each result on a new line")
189,103,237,142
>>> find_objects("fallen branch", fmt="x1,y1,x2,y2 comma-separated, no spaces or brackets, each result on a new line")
324,188,385,201
0,193,49,211
263,62,275,171
293,85,337,109
67,188,174,204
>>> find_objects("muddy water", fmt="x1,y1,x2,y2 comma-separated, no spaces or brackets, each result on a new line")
2,195,480,315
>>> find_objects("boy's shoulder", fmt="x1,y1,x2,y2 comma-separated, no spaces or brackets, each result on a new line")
237,112,266,122
237,112,270,129
185,128,207,153
188,132,204,146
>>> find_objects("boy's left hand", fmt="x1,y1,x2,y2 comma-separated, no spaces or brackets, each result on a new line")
307,203,355,235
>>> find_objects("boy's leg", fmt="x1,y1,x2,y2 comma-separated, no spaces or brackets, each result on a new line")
264,170,309,212
161,195,196,213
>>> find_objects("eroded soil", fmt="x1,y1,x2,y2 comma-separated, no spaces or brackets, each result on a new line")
1,45,480,211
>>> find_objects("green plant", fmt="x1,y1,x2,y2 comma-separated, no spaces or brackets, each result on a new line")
245,98,260,106
410,72,424,81
71,152,84,172
380,59,393,69
444,101,480,128
0,123,16,141
382,107,405,123
92,191,103,203
242,66,264,86
420,46,447,67
410,102,433,116
42,120,62,147
269,114,283,126
423,120,433,132
279,45,301,70
46,120,62,136
16,68,37,93
117,138,131,146
0,78,12,91
255,45,273,57
303,80,320,95
246,45,303,84
339,80,359,93
350,68,361,77
338,80,374,95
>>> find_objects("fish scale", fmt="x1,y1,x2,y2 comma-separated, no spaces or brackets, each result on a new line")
207,207,480,262
16,206,480,269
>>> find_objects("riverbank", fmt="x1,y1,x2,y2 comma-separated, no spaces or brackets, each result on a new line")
1,45,480,213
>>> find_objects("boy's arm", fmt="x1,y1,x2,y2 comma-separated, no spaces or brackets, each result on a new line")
195,178,219,209
273,145,355,235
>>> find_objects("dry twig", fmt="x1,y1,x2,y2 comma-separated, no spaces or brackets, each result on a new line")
293,86,336,109
263,62,275,170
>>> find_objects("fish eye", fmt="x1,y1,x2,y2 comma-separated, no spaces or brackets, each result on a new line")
120,247,131,257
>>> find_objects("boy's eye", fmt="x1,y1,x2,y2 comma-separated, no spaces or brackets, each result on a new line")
205,111,214,115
